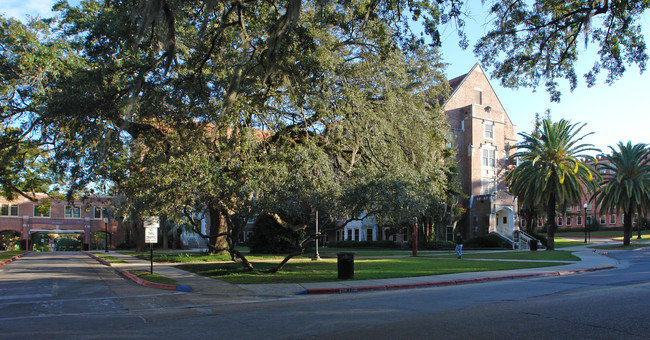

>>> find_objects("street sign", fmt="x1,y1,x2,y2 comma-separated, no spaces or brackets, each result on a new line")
145,227,158,244
143,217,160,229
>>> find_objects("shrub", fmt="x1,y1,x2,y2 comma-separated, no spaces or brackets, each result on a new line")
465,234,508,249
529,232,548,247
424,240,456,250
326,240,399,249
249,214,304,254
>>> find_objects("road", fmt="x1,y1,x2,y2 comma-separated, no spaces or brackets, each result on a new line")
0,249,648,339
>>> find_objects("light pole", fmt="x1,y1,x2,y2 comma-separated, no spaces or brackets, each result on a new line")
583,203,588,243
103,217,109,252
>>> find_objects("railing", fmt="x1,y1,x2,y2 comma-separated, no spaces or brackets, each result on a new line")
490,229,541,251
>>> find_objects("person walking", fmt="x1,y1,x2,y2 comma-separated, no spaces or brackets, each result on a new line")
455,232,463,259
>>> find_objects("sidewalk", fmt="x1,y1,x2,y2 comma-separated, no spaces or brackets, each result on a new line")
86,242,627,296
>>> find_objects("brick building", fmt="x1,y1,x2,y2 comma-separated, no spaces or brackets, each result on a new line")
537,154,644,232
444,63,518,240
326,63,520,244
0,194,125,250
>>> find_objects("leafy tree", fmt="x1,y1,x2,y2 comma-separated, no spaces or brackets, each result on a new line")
506,119,600,250
0,1,455,269
0,16,70,200
595,142,650,246
474,0,649,101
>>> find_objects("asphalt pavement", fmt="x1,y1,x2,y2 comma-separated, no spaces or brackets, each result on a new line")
80,238,637,297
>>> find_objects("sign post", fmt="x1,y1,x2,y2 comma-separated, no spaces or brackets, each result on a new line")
144,217,159,274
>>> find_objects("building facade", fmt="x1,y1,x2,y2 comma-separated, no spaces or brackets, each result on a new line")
0,194,125,250
444,63,518,240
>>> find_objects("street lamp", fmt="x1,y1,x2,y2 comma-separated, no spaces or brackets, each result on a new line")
103,217,109,252
583,203,588,243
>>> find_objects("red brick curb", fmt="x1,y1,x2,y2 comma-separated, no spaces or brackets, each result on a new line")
81,251,191,292
0,251,31,267
296,266,614,295
81,251,112,266
120,270,191,291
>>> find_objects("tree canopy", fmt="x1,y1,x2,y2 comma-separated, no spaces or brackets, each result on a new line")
595,142,650,245
0,1,459,264
506,119,600,250
475,0,649,101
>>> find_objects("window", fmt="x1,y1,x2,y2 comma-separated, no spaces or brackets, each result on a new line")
366,229,373,241
403,227,408,242
475,90,483,105
586,216,592,225
347,229,352,240
610,214,616,224
94,207,107,219
484,123,494,139
481,177,496,195
502,216,507,224
482,148,496,167
577,216,583,225
0,203,19,216
566,217,572,225
34,204,50,217
65,206,80,218
354,229,360,241
558,217,563,226
600,215,606,224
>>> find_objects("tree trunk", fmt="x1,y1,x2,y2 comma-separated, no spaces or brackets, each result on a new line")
135,221,146,252
546,195,557,250
623,212,632,246
161,216,168,249
208,205,229,255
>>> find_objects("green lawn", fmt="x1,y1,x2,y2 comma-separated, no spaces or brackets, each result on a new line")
177,257,564,284
591,243,650,251
125,251,309,263
129,270,179,285
553,230,650,238
0,250,24,261
552,238,594,248
91,253,127,263
426,250,579,261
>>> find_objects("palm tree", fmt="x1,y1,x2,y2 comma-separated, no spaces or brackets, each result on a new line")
595,142,650,246
507,119,600,250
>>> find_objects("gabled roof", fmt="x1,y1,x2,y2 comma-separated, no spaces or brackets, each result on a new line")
443,63,514,126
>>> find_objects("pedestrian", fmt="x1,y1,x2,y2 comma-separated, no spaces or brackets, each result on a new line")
455,232,463,259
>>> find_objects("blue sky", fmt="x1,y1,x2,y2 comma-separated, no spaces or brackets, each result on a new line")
3,1,649,154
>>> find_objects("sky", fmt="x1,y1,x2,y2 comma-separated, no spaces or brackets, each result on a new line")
3,1,649,154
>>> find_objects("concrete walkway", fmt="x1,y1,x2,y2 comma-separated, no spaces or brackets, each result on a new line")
84,239,642,296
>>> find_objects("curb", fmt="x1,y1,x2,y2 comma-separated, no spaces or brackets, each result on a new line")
82,251,112,266
121,270,192,292
81,251,191,292
0,251,31,267
295,266,614,295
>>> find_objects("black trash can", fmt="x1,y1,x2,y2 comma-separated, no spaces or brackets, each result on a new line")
337,252,354,280
529,239,538,251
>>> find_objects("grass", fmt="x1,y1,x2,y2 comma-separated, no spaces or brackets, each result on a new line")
125,251,302,263
177,257,564,284
591,243,650,251
552,238,594,248
91,253,127,263
425,250,579,261
129,270,179,285
0,250,24,261
553,230,650,238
